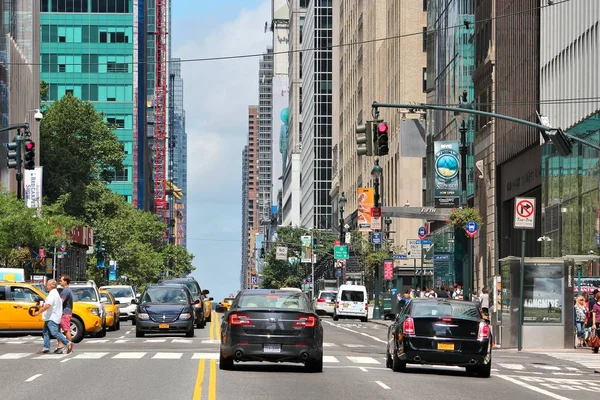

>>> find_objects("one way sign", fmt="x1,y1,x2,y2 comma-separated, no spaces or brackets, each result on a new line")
514,197,535,229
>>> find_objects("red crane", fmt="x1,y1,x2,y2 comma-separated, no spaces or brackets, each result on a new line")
154,0,168,225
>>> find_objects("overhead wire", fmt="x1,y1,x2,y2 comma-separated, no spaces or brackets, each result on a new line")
3,0,571,67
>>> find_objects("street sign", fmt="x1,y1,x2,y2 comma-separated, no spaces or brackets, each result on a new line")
60,242,66,252
371,207,382,218
514,197,535,229
371,232,383,245
393,254,408,260
418,226,427,240
275,246,288,261
345,232,352,244
334,245,349,259
383,260,394,280
371,216,382,230
465,221,479,238
406,239,432,259
334,240,341,246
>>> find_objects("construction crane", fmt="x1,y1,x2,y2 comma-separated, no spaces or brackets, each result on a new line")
154,0,168,228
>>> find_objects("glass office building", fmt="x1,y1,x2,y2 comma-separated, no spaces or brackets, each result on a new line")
40,0,139,203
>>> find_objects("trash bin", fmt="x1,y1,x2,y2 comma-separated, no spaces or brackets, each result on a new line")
382,293,393,319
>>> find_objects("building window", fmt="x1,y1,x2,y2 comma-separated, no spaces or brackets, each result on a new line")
65,89,73,95
59,36,66,42
422,68,427,93
91,0,130,13
423,0,428,11
99,32,107,43
107,62,128,73
59,64,66,72
106,118,125,128
422,27,427,52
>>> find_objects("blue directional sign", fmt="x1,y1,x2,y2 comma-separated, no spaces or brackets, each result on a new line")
418,226,427,240
371,232,383,244
465,221,479,238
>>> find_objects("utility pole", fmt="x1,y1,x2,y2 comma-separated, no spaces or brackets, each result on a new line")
372,159,383,319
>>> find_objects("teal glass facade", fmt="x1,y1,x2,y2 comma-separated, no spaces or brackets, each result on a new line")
40,0,135,202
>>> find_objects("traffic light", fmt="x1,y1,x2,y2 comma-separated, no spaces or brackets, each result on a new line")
260,247,265,259
547,128,573,156
376,122,389,156
313,237,319,250
355,123,373,156
6,141,20,169
23,140,35,170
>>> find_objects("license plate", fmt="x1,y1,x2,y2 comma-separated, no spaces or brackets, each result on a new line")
329,302,335,306
263,344,281,353
159,323,169,329
343,304,348,308
437,342,454,351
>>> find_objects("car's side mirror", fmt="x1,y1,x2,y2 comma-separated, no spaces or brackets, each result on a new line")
208,297,214,301
135,293,141,299
114,300,120,305
193,299,200,305
131,298,138,304
215,306,226,313
202,289,210,295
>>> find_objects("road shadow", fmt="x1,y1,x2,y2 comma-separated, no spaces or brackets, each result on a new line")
399,365,480,378
225,362,314,374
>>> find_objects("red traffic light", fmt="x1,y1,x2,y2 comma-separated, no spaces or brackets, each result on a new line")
377,122,388,134
25,141,35,150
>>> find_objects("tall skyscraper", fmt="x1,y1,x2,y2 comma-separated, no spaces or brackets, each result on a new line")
40,0,151,208
258,48,274,233
171,58,187,247
300,0,333,229
241,106,259,289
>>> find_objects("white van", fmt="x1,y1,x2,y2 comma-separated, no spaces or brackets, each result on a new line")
333,284,368,322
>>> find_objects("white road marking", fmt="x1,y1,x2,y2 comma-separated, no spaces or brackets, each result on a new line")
535,365,561,371
192,353,219,360
85,339,109,344
0,353,30,359
498,363,525,370
323,355,339,363
115,339,129,343
118,336,126,339
152,352,183,359
72,352,108,359
125,331,131,334
322,320,386,344
551,373,581,376
6,341,25,344
322,342,337,347
375,381,390,390
201,340,220,344
359,367,368,372
347,356,380,364
25,374,42,382
144,339,166,343
32,354,67,360
497,375,573,400
172,339,192,344
112,352,146,359
344,344,365,348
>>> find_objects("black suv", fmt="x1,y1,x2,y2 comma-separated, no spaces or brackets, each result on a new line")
160,277,208,329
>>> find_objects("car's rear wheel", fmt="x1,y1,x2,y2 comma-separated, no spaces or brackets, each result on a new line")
70,318,85,343
305,356,323,373
392,346,406,372
207,313,212,323
386,348,393,368
361,317,368,323
131,318,136,326
468,360,491,378
135,327,145,337
186,325,194,338
219,350,234,370
333,313,339,321
95,325,106,337
115,318,121,331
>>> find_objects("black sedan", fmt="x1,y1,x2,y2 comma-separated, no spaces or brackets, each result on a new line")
216,289,324,372
386,299,492,377
132,284,198,337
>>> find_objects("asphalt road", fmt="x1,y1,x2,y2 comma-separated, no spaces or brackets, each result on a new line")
1,313,600,399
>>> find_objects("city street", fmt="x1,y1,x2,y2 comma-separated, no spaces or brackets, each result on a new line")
1,313,599,399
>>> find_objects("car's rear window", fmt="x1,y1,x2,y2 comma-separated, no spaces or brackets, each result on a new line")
341,290,364,302
412,302,480,319
319,292,337,301
238,293,309,310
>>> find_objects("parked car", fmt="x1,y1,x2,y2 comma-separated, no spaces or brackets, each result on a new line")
333,284,368,322
0,282,103,342
386,298,492,377
133,283,197,337
216,289,324,372
160,277,207,329
314,290,337,316
99,285,137,321
99,290,121,331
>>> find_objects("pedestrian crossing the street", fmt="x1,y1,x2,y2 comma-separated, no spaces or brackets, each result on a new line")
538,351,600,372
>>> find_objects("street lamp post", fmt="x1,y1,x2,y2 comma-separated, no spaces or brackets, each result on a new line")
338,193,348,287
0,123,32,201
372,159,383,320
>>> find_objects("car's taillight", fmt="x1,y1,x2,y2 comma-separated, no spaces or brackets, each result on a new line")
229,313,252,326
478,321,489,340
317,298,326,303
403,317,415,335
294,315,317,328
365,303,368,311
336,301,339,308
442,318,452,322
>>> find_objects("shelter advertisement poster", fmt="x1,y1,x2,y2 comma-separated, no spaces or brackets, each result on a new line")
301,235,313,263
357,187,374,232
523,265,563,324
434,141,460,207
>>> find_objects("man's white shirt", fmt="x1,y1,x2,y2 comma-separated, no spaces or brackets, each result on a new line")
42,288,63,324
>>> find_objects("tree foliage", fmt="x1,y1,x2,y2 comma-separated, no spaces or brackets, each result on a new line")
39,93,124,217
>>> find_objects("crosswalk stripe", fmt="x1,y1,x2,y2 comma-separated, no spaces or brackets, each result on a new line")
344,344,365,348
347,356,380,364
201,340,220,344
534,365,561,371
497,363,525,370
114,339,130,343
323,355,339,363
192,353,219,360
73,352,108,359
32,354,68,360
86,339,109,344
144,339,166,343
112,352,146,359
322,343,337,347
152,352,183,359
0,353,30,359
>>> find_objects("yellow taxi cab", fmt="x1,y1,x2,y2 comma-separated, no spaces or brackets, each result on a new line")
0,282,103,342
203,293,214,322
218,297,235,312
99,289,121,331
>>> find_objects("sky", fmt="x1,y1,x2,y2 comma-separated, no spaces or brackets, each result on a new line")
172,0,271,303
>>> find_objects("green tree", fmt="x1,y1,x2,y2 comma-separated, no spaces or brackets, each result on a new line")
39,93,125,217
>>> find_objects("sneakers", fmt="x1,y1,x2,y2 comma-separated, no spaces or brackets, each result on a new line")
54,348,66,354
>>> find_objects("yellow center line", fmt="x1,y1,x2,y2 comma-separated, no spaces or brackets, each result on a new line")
208,359,217,400
215,313,221,340
209,314,215,341
192,359,205,400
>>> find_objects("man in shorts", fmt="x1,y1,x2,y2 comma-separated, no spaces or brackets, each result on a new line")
55,275,74,354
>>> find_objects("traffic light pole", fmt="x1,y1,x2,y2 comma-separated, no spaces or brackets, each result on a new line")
1,123,31,201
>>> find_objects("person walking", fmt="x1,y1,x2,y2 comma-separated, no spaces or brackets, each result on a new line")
480,287,490,315
33,279,73,354
575,296,588,348
55,275,73,354
591,292,600,353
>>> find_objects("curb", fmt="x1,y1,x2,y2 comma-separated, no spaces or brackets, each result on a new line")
370,319,392,327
